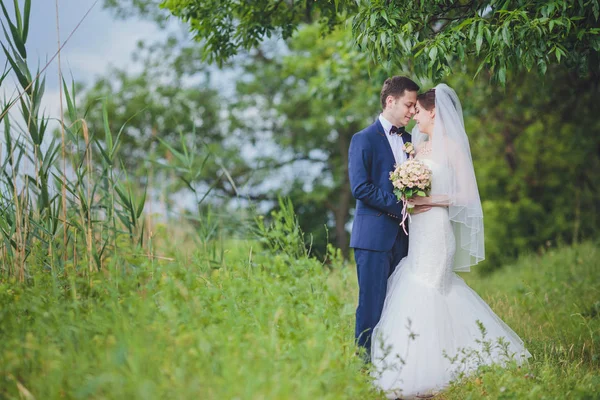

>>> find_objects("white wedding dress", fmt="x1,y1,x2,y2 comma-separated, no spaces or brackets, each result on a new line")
371,158,531,399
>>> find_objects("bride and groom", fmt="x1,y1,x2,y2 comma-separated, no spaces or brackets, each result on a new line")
348,76,530,398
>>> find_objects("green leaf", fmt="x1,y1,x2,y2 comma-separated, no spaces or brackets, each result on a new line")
0,62,11,88
457,43,464,61
484,27,492,45
11,0,22,34
94,137,112,166
62,78,77,122
136,185,147,219
538,59,547,75
476,22,484,55
158,136,190,168
474,59,487,78
498,65,506,86
114,184,132,209
468,19,477,40
0,4,26,59
429,46,438,61
502,25,512,47
555,46,563,63
1,43,29,92
22,0,30,42
102,100,113,152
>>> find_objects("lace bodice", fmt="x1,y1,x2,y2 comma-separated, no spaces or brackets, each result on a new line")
387,157,456,294
416,156,451,198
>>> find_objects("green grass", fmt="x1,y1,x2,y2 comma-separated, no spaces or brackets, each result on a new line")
0,240,599,399
0,241,375,399
443,241,600,399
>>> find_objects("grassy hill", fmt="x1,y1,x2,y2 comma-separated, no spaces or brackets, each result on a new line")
0,240,598,399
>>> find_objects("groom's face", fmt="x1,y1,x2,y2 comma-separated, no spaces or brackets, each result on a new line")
386,90,418,126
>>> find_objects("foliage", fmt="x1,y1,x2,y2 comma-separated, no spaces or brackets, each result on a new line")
149,0,600,83
353,0,600,84
103,0,167,25
0,206,376,399
230,25,392,258
100,1,600,266
76,42,222,174
0,211,598,398
448,66,600,270
255,197,308,259
158,0,356,66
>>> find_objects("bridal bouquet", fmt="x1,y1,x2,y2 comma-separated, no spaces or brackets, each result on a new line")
389,159,432,202
389,155,432,233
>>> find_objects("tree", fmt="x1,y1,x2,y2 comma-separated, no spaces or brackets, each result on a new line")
447,65,600,269
100,1,398,257
227,26,393,258
75,40,251,220
156,0,600,83
352,0,600,84
77,40,223,173
99,0,600,268
158,0,356,65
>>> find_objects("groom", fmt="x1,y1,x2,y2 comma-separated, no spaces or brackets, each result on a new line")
349,76,429,360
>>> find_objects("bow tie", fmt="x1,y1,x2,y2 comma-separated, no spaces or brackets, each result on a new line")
389,125,406,136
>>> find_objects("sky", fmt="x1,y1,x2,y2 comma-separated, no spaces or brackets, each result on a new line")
1,0,166,122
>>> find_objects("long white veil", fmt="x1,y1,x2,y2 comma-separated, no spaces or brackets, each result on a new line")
412,84,485,271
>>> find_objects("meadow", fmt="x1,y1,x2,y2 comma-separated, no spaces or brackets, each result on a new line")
1,206,598,399
1,2,599,398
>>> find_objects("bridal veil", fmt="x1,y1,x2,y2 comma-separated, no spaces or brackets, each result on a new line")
412,84,485,271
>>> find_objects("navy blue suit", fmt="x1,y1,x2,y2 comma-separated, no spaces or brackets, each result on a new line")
349,119,410,357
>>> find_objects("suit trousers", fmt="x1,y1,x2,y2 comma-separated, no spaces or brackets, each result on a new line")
354,231,407,358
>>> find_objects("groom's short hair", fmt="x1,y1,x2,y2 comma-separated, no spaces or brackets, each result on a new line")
380,76,420,109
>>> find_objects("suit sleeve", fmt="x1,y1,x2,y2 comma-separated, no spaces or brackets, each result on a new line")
349,134,403,216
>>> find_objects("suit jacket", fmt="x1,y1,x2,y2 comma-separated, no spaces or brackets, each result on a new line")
348,119,411,251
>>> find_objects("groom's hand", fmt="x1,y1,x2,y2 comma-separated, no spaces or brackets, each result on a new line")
411,205,432,215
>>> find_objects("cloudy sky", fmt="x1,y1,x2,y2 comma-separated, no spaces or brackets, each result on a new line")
1,0,166,120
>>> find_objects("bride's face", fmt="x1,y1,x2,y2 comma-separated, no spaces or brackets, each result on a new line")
414,101,435,135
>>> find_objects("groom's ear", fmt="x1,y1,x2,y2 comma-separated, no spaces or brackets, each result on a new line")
384,95,393,109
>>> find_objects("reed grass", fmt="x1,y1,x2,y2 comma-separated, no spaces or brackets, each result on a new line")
0,0,163,280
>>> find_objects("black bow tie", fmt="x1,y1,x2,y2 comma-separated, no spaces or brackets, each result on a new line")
389,125,406,136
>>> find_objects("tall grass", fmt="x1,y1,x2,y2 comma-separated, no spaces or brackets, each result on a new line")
0,201,376,399
0,0,155,280
0,207,598,399
0,0,247,282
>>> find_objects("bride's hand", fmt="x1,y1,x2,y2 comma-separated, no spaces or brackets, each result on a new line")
408,196,431,206
411,205,432,215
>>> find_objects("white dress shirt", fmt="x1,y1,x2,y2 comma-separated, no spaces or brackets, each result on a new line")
379,114,406,166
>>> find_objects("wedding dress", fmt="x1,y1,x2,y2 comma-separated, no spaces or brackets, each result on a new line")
371,86,531,399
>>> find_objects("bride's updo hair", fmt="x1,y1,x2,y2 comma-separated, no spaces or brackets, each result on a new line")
417,89,436,111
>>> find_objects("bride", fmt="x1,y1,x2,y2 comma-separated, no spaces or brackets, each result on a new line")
370,84,531,399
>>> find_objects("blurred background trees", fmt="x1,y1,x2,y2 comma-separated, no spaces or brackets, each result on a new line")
86,0,600,269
